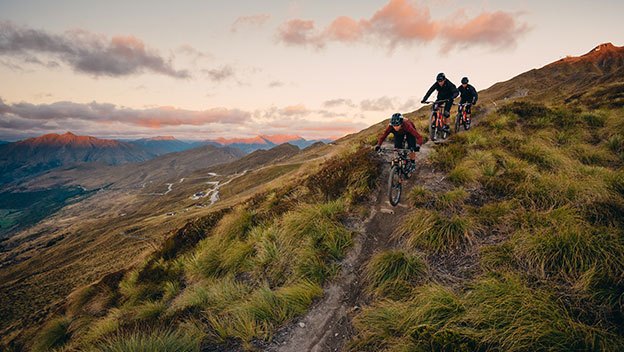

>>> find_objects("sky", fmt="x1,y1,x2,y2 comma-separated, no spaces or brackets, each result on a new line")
1,0,623,141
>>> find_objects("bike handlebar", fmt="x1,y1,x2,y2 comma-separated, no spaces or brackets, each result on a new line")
378,147,416,153
423,99,450,105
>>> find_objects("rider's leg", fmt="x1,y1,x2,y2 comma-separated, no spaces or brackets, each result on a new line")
394,133,405,149
406,134,417,163
444,103,452,127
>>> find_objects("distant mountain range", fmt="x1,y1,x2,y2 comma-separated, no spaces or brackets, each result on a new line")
0,132,157,185
0,132,329,186
205,134,331,153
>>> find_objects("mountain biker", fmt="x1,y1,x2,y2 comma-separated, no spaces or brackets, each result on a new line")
458,77,478,122
374,113,422,167
421,73,459,132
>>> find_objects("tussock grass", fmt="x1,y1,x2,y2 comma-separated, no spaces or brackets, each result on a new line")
32,317,71,352
448,165,475,185
512,225,624,280
407,186,433,207
92,328,200,352
172,277,251,312
364,250,427,298
437,187,469,209
480,242,515,271
428,143,468,171
396,209,477,253
463,273,621,351
213,207,255,242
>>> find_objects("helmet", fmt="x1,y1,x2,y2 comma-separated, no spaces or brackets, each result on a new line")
436,73,446,82
461,77,469,84
390,113,403,126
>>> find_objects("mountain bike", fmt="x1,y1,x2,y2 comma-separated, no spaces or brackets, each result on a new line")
424,100,450,142
455,103,471,133
378,148,417,206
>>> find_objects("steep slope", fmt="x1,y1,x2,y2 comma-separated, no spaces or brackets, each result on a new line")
0,132,156,185
4,43,624,352
478,42,624,105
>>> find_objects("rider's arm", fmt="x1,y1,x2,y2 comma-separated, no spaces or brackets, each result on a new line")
471,85,478,104
450,83,459,101
377,125,393,146
403,122,423,146
422,83,436,102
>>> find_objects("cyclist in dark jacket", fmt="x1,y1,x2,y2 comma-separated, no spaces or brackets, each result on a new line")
375,113,422,166
421,73,459,131
458,77,478,122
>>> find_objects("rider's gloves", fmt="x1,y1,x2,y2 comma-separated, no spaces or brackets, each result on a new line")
374,145,381,152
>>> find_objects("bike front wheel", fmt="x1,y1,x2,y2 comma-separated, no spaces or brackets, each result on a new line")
455,114,461,133
429,114,436,141
388,165,402,206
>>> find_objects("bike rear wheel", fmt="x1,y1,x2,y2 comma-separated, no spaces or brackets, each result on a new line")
388,165,402,206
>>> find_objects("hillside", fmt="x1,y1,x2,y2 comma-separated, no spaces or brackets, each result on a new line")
0,132,157,185
3,43,624,351
207,134,330,153
131,136,195,155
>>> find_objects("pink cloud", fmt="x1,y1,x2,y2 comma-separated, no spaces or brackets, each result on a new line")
326,16,363,42
275,0,527,52
276,19,324,48
440,10,529,52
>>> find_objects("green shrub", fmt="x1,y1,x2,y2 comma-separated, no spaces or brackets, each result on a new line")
582,112,607,127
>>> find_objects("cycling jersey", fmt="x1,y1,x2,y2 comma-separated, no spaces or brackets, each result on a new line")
377,119,423,147
459,84,478,105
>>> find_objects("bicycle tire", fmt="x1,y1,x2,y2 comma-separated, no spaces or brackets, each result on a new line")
388,165,402,206
455,113,461,134
429,113,436,141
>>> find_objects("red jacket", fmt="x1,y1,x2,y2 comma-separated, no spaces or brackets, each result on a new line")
377,119,423,146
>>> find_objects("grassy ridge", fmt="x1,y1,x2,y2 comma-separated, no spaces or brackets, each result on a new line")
27,147,379,351
349,102,624,351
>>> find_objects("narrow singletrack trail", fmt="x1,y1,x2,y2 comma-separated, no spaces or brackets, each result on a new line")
258,109,491,352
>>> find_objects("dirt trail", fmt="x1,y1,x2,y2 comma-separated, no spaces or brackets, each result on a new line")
259,141,440,352
257,111,491,352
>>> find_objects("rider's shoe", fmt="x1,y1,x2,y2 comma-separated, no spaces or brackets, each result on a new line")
443,125,450,132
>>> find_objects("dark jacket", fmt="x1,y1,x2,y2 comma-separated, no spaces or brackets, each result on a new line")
377,119,423,146
458,84,478,104
422,79,459,103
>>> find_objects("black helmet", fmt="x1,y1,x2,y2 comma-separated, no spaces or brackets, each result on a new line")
461,77,469,84
436,73,446,82
390,113,403,126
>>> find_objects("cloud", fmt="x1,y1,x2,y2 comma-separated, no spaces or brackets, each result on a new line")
0,21,189,78
0,98,250,129
276,19,324,48
360,96,396,111
280,104,310,116
268,80,285,88
322,98,355,108
275,0,527,52
204,65,235,82
231,14,271,32
440,10,529,52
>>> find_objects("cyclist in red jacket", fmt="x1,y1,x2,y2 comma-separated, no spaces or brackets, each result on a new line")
375,113,422,166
